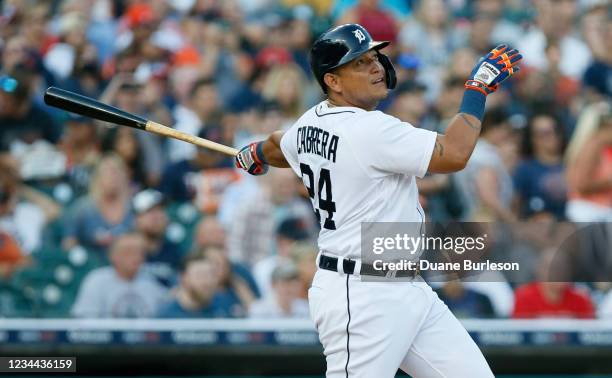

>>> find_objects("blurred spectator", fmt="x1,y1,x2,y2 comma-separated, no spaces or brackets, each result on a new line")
249,262,310,318
59,114,101,198
388,80,432,129
0,69,60,154
62,154,134,254
336,0,399,44
512,249,595,319
0,160,61,254
193,215,227,250
435,280,495,319
565,103,612,222
513,113,567,219
398,0,467,100
0,231,28,279
469,0,522,47
157,254,230,318
228,168,316,267
133,189,183,288
455,108,517,222
71,232,167,318
197,246,259,317
261,63,308,121
517,0,591,80
99,76,164,187
44,10,97,81
102,127,149,191
159,125,238,208
254,217,311,298
168,77,223,163
582,5,612,103
291,242,318,300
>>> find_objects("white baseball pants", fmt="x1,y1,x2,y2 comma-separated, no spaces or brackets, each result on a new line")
308,268,494,378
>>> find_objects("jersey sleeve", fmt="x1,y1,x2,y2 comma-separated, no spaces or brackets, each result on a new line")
350,112,437,178
279,126,301,177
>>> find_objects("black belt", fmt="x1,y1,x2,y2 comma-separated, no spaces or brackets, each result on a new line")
319,255,418,278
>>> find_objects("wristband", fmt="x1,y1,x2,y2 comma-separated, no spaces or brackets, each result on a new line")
253,142,267,164
459,88,486,121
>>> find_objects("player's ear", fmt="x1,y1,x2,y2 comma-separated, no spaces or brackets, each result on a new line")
323,72,342,94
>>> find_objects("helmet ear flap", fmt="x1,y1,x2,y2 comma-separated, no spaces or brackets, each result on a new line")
377,52,396,90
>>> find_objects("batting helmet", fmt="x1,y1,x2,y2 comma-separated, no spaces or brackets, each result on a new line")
310,24,397,93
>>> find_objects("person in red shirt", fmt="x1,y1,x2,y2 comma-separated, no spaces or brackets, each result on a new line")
512,249,595,318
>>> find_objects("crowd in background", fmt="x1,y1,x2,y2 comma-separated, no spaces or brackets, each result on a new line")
0,0,611,320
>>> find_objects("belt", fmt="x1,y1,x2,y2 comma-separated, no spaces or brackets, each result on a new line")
318,254,418,278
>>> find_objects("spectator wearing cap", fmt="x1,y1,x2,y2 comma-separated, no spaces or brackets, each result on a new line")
62,155,134,255
167,78,223,163
60,114,101,198
248,263,310,318
71,232,168,318
133,189,184,287
0,69,60,155
157,254,230,318
253,217,311,299
159,124,239,210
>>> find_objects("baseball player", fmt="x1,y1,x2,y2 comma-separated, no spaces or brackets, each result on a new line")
235,24,522,378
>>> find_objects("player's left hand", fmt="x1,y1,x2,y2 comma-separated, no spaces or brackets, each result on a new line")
465,44,523,95
235,142,269,175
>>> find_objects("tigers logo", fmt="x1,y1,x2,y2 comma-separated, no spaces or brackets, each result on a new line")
352,29,366,43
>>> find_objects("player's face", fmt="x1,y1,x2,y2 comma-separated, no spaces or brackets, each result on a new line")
332,50,388,109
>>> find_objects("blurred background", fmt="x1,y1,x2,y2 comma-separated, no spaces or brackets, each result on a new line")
0,0,611,376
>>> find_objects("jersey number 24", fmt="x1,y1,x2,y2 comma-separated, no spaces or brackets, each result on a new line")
300,163,336,230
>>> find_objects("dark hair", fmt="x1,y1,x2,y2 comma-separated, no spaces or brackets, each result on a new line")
101,127,147,187
480,107,509,135
189,77,216,97
3,66,34,103
521,112,565,158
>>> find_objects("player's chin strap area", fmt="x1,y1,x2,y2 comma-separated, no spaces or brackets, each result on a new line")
318,253,418,278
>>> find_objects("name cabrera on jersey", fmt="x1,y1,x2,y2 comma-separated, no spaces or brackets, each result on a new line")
280,101,437,260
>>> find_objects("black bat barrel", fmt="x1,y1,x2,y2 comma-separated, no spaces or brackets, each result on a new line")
44,87,148,130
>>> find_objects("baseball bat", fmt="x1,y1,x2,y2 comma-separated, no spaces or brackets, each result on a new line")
43,87,238,156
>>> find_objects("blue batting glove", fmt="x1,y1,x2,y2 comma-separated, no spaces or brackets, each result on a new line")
465,44,523,95
235,142,269,176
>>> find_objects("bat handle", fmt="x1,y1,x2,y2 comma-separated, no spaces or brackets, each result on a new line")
145,121,239,156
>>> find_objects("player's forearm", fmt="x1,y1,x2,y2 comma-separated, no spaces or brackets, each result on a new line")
262,131,290,168
444,111,482,166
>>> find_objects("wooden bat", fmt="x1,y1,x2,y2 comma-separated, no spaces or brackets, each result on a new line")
43,87,238,156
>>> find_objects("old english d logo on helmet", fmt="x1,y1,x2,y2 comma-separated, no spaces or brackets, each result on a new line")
310,24,397,93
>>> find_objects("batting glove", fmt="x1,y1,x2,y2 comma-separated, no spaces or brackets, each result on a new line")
235,142,269,175
465,44,522,95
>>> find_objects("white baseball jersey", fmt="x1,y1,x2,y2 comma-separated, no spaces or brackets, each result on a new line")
280,100,437,260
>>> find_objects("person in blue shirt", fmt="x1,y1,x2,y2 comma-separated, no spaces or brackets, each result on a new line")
157,254,230,318
513,113,567,219
133,189,184,287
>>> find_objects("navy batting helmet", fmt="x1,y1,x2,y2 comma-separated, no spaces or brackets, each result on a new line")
310,24,397,93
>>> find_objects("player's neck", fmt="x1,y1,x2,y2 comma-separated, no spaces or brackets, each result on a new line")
327,95,377,111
